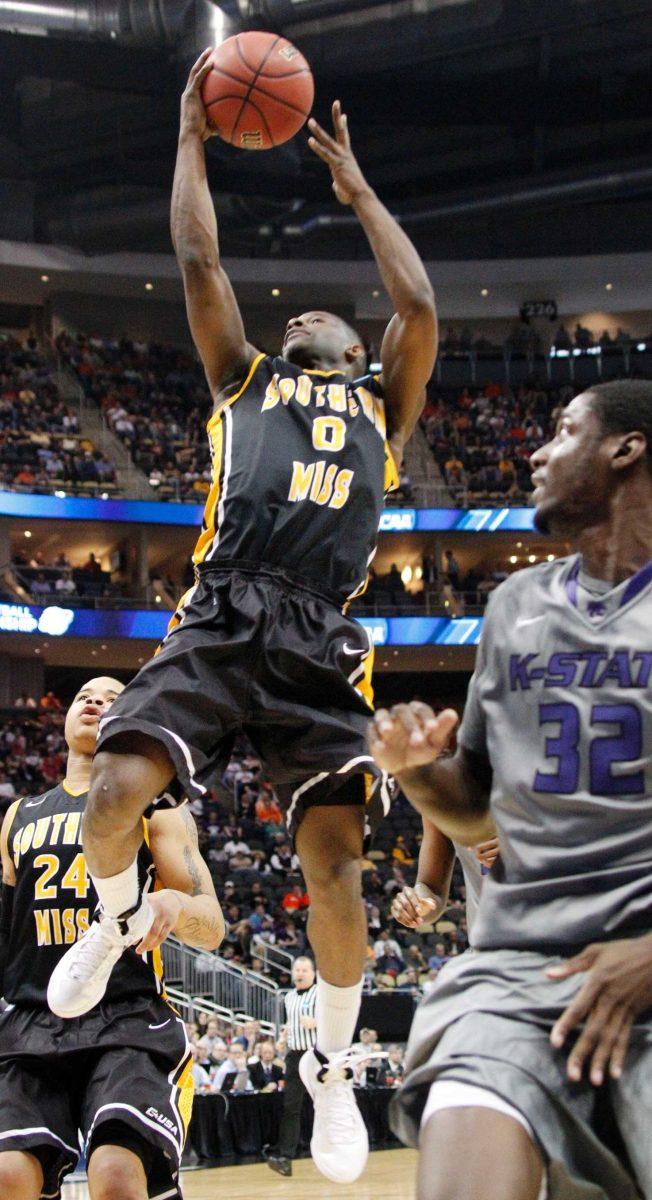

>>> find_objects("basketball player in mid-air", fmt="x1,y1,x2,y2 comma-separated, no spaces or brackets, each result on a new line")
48,50,437,1184
0,677,224,1200
369,380,652,1200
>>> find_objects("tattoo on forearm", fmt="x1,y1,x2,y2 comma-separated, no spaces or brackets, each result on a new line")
177,911,224,948
180,805,199,846
183,844,205,897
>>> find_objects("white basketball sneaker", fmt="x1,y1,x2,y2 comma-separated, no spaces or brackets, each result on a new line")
300,1046,384,1183
47,898,153,1018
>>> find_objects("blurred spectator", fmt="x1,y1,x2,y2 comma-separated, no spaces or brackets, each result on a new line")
55,569,77,598
377,1045,406,1086
427,941,450,970
281,884,309,915
248,1041,284,1091
82,552,102,575
270,841,300,875
39,692,62,711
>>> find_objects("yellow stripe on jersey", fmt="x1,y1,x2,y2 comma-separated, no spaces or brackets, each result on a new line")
173,1054,195,1141
195,353,265,567
354,640,375,709
192,418,224,567
384,441,400,494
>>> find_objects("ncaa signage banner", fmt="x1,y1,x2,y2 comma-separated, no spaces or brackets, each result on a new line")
0,491,536,533
0,603,484,647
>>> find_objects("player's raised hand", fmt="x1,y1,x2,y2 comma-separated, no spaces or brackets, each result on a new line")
368,702,458,776
546,934,652,1086
391,886,439,929
308,100,372,206
180,47,217,141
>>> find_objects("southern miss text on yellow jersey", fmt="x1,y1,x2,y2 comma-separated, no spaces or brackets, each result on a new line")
4,783,164,1007
192,354,399,603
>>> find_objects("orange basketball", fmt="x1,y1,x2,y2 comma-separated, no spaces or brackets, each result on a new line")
201,31,314,150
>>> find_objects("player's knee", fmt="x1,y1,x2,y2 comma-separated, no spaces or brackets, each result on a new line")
0,1155,42,1200
88,1152,146,1200
85,752,143,836
302,851,361,899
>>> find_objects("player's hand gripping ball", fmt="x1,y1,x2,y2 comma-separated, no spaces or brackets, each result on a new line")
200,31,314,149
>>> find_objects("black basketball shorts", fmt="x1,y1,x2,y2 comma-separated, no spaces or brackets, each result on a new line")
0,995,193,1200
96,562,392,841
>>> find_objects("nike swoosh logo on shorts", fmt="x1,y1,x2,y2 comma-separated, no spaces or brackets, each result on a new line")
516,615,546,628
342,642,367,655
148,1019,172,1030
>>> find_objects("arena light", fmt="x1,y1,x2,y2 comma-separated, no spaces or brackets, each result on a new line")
208,2,226,44
271,288,280,297
401,565,412,584
509,555,518,563
637,342,647,351
54,489,66,498
24,529,31,538
40,273,49,283
547,554,555,561
605,283,613,291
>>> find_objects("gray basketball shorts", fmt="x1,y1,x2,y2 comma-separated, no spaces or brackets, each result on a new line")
391,948,652,1200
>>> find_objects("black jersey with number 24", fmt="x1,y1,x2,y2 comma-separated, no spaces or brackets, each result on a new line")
4,783,162,1008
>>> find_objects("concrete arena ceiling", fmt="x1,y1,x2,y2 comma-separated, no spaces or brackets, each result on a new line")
0,0,651,262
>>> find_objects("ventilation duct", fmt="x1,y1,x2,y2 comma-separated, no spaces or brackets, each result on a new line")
0,0,229,46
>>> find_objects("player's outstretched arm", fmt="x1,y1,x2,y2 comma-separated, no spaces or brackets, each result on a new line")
308,101,436,454
368,702,493,845
137,805,225,953
171,49,257,399
391,820,455,929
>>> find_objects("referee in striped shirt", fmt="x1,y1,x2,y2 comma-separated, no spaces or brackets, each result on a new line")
264,956,317,1177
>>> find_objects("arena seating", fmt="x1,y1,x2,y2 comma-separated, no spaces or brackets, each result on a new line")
0,334,118,497
57,331,214,502
421,381,560,506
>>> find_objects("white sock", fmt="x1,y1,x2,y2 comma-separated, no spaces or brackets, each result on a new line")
91,860,140,918
315,975,363,1056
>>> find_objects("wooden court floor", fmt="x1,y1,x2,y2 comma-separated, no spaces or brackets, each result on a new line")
62,1148,418,1199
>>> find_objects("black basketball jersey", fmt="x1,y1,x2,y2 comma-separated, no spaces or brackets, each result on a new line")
4,783,164,1008
192,354,399,603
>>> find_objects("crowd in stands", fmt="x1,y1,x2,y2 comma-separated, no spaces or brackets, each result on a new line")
11,547,124,605
0,333,117,496
440,320,644,358
57,331,214,502
185,1014,406,1095
0,698,67,809
422,380,563,505
353,550,508,615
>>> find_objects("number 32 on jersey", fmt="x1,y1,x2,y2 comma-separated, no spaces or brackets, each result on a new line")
288,416,353,510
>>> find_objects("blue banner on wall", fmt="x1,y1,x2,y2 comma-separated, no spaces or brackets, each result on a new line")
0,602,483,647
0,491,536,533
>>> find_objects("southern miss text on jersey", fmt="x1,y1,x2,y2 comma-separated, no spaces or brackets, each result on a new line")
4,783,163,1007
192,354,399,603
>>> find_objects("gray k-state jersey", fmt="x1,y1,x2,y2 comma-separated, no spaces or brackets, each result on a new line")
459,553,652,952
452,842,484,939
